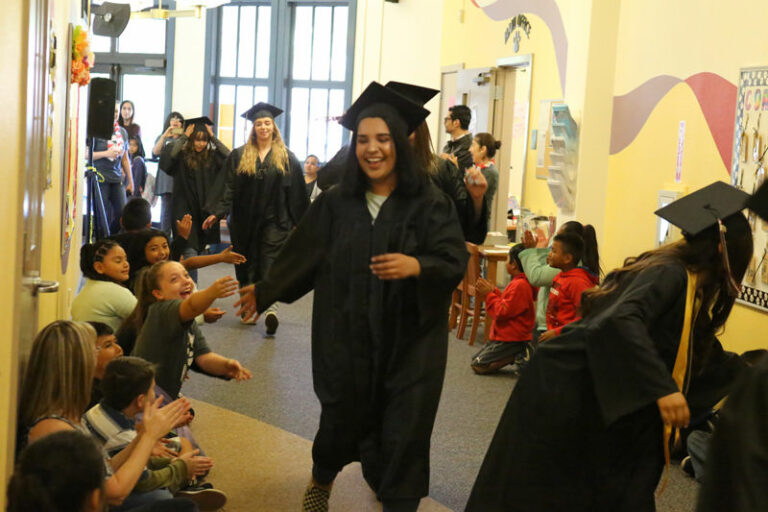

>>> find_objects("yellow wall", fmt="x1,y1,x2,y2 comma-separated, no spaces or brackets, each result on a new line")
442,0,768,353
0,0,28,503
0,0,86,504
608,0,768,352
441,0,562,218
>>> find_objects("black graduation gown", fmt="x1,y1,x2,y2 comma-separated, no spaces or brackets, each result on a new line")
696,354,768,512
159,136,230,252
317,145,487,243
466,263,723,512
213,146,309,284
253,184,468,501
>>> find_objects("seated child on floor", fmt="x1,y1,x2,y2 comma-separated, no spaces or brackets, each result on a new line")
83,357,225,507
129,261,252,401
71,239,136,333
7,430,106,512
87,321,124,408
538,231,600,342
472,244,537,374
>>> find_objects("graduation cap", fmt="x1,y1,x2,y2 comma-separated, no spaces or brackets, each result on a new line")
654,182,750,238
184,116,214,129
747,179,768,222
339,81,429,134
241,102,283,122
385,81,439,107
655,181,750,295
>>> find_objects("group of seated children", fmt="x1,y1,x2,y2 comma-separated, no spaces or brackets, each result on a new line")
22,198,254,510
470,221,601,374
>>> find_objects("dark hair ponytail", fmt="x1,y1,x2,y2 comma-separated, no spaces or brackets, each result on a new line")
80,239,122,281
581,224,601,277
556,221,601,277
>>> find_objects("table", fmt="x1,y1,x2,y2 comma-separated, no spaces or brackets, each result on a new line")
478,246,510,343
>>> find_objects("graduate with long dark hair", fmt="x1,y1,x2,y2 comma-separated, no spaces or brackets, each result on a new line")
204,103,308,333
234,82,468,512
159,116,230,268
467,182,756,511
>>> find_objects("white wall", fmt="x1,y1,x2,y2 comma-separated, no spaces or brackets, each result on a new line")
352,0,444,141
171,11,208,117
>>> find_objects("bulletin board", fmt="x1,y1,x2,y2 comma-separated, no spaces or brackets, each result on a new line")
731,66,768,312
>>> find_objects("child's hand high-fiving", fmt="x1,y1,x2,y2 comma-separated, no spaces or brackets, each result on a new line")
209,275,239,299
217,246,247,265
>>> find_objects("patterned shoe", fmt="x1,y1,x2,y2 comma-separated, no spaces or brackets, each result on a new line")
302,483,330,512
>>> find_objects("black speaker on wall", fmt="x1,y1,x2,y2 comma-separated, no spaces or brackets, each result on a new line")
87,77,116,140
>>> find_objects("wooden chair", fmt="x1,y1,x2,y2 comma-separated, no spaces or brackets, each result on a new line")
449,242,485,345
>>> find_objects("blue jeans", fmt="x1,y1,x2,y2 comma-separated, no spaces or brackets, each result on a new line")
98,180,127,235
686,429,711,482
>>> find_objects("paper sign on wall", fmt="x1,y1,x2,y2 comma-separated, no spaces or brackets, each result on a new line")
675,120,685,183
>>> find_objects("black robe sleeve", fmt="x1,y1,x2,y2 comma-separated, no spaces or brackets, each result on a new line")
696,354,768,512
158,135,186,176
433,158,488,244
202,144,231,215
415,191,469,295
212,149,239,219
585,264,687,425
253,191,332,312
286,152,310,226
316,145,349,191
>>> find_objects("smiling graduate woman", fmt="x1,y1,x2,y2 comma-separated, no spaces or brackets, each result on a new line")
204,103,309,334
235,82,468,512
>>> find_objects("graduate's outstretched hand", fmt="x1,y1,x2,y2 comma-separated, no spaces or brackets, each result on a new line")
224,358,252,381
184,124,194,138
657,392,689,428
475,278,494,297
538,329,558,343
218,245,247,265
176,214,192,240
234,285,259,322
202,214,218,230
206,125,215,138
370,253,421,280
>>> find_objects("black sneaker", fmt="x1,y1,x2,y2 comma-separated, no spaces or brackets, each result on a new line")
175,485,227,511
265,311,279,335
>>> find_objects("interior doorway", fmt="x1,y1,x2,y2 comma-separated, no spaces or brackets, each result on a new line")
437,64,463,153
492,56,532,238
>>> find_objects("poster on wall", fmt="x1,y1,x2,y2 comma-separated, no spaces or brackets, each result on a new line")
731,66,768,312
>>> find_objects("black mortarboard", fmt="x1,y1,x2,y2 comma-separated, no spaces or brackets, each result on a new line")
241,102,283,121
654,181,750,237
339,81,429,134
385,81,439,107
184,116,214,129
747,180,768,222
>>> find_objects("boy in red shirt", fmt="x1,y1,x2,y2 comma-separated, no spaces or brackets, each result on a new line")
539,232,600,342
472,244,537,374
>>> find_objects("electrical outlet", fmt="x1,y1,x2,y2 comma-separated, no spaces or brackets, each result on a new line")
457,9,464,23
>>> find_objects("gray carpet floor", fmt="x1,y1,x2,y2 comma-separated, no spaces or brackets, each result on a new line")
184,264,700,511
